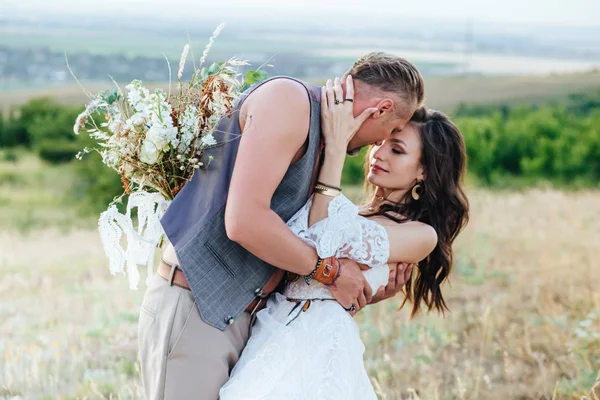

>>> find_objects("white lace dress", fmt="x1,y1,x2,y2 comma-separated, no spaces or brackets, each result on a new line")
219,194,391,400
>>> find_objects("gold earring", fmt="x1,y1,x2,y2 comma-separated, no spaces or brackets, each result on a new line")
411,182,422,200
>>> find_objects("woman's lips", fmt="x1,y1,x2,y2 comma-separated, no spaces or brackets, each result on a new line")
371,165,387,173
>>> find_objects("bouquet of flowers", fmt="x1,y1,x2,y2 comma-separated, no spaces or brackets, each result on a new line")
73,24,267,289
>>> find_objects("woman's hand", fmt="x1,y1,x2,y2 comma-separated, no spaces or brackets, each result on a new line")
363,262,415,305
321,75,378,153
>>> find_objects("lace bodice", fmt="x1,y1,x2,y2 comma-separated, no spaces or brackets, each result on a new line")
284,194,391,300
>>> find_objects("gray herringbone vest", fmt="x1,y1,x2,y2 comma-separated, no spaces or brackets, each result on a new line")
161,76,322,331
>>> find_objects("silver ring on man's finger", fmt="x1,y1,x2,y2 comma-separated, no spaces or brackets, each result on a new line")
345,304,356,312
344,99,354,103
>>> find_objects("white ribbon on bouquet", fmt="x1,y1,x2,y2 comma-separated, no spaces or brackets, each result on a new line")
97,191,171,290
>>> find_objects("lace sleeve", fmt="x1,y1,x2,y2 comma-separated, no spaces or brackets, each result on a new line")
286,194,390,268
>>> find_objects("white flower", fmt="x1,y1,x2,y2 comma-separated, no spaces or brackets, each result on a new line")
164,126,178,148
73,111,89,135
108,119,124,134
146,126,178,151
131,112,148,126
146,126,169,150
139,140,160,165
102,149,120,169
201,134,217,147
125,80,149,111
178,105,198,151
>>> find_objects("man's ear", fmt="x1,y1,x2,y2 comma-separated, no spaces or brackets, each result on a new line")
374,98,394,118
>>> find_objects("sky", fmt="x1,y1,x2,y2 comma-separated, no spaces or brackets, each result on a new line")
2,0,600,28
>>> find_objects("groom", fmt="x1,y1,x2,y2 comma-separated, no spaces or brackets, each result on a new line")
138,52,424,399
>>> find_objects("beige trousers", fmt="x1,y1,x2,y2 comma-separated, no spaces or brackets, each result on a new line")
138,273,252,400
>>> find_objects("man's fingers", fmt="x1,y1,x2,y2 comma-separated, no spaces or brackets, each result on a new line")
358,263,370,271
388,267,397,288
339,295,354,309
357,292,367,310
396,263,407,287
364,287,373,304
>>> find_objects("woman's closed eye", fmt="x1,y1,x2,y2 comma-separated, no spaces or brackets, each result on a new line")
392,148,405,155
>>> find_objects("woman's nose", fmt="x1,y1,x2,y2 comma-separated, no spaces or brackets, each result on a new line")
372,145,385,160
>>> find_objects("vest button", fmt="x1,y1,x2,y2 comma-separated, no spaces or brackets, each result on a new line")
225,316,235,325
254,288,264,297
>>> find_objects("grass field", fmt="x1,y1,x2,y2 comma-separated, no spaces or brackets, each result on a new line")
0,153,599,399
2,70,600,114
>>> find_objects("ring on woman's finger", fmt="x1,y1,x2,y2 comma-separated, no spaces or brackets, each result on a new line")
335,99,341,105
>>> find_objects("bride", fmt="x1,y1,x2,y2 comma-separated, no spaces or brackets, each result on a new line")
219,76,470,399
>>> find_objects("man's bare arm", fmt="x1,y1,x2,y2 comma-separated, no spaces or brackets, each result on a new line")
225,78,317,275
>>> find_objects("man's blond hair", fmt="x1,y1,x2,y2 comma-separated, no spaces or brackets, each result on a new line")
348,52,425,118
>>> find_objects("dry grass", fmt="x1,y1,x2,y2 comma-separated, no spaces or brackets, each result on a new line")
356,189,600,399
0,157,599,399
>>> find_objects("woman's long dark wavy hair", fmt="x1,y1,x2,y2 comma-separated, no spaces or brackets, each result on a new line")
363,107,469,317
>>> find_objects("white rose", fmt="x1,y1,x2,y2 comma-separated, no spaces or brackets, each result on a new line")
131,112,147,126
146,126,169,150
139,139,160,165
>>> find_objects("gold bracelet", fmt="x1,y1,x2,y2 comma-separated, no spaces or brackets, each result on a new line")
314,185,341,197
316,181,342,192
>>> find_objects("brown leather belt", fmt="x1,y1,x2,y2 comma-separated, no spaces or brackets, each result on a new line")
156,260,267,314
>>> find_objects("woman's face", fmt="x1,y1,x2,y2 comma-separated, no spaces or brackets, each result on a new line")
367,123,425,192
